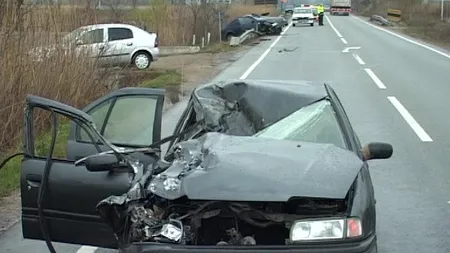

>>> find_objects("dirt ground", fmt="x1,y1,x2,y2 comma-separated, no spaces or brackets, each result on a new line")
0,45,249,235
154,48,247,100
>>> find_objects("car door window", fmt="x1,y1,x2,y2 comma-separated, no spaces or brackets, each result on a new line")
78,95,158,146
239,17,256,28
79,99,113,142
229,19,240,27
103,96,156,145
108,28,133,41
79,28,104,45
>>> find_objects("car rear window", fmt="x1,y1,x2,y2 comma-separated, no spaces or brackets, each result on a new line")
108,27,133,41
294,8,312,13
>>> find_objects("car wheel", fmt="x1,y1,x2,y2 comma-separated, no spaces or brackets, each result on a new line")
293,23,296,27
276,27,282,34
133,51,151,70
310,23,314,26
226,33,234,41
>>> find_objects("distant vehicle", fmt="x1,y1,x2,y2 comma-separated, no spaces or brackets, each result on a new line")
284,4,295,15
29,24,160,70
292,5,315,27
221,16,258,41
330,0,351,16
221,15,285,41
248,13,288,27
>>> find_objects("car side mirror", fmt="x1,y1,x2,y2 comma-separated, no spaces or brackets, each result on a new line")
85,154,119,172
362,142,393,161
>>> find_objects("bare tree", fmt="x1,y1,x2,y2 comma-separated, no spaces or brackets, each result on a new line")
187,0,203,36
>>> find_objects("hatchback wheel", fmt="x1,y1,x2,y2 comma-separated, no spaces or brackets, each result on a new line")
133,52,151,70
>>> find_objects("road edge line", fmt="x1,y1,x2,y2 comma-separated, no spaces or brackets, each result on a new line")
239,23,292,79
324,15,343,38
76,245,98,253
351,15,450,59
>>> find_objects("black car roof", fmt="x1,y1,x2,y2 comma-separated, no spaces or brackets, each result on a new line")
191,79,329,135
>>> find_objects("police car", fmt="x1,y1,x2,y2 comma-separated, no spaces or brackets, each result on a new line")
292,5,315,27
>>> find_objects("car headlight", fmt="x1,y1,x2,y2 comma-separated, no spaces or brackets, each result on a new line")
290,218,362,242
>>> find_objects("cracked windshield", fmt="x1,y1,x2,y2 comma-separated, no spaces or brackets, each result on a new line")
0,0,449,252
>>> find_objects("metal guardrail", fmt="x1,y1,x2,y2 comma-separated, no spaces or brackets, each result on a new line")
229,29,262,46
369,15,392,26
387,8,402,22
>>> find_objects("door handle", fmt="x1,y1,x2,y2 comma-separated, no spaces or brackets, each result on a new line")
126,42,133,46
26,174,42,188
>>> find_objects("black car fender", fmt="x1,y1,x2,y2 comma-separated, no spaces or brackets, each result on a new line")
349,165,377,238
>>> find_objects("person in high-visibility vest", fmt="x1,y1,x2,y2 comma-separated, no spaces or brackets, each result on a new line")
317,4,325,26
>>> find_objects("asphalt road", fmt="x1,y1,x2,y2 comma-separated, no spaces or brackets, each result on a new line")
2,14,450,253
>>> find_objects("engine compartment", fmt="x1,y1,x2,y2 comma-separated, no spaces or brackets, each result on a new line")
125,197,349,246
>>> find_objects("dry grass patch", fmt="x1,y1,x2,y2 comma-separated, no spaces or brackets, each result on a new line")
356,0,450,47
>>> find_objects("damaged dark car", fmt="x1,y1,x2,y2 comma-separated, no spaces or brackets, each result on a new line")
16,80,393,253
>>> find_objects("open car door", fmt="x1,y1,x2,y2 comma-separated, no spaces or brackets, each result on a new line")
67,87,165,160
21,87,165,249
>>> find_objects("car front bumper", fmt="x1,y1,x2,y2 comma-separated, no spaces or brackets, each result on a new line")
292,19,314,25
124,233,377,253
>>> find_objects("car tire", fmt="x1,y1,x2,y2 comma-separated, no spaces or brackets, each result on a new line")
132,51,152,70
275,27,282,35
226,33,234,42
293,23,296,27
310,23,314,26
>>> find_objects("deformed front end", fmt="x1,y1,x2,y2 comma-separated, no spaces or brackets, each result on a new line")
96,133,377,253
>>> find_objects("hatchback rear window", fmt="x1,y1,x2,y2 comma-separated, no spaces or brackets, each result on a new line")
108,28,133,41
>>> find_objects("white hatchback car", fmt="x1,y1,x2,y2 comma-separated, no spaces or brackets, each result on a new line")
33,23,160,70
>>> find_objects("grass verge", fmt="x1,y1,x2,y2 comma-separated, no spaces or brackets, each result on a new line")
201,42,242,54
0,121,71,197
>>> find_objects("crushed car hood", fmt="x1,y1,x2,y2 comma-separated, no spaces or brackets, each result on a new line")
149,132,364,202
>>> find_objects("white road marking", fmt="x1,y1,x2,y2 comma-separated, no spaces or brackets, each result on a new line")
387,96,433,142
352,53,365,65
351,15,450,59
342,46,361,53
340,38,348,44
76,246,98,253
325,15,343,38
364,68,386,89
239,23,292,79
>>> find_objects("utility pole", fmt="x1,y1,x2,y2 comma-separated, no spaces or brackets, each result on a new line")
441,0,444,21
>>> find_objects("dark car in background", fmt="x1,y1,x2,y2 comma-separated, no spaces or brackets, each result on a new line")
16,79,392,253
221,16,258,41
221,14,286,41
248,13,288,27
